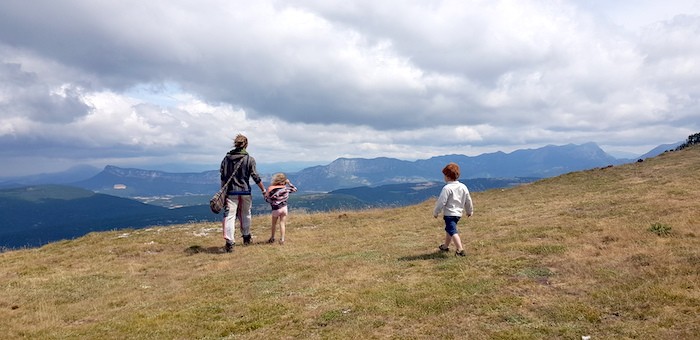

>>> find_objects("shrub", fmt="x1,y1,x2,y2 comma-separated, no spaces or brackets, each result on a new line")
649,222,672,237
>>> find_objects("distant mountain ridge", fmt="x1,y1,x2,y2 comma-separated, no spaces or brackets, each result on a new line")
70,142,626,195
73,165,220,197
638,142,684,160
2,142,670,196
291,142,621,191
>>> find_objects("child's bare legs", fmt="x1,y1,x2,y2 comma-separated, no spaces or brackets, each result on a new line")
443,232,464,252
278,215,287,244
441,216,465,255
443,232,452,249
269,215,278,243
451,233,464,252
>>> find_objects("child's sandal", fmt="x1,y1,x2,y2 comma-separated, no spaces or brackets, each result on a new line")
267,237,275,244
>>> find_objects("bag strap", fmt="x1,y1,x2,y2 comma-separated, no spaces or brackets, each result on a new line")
220,155,248,190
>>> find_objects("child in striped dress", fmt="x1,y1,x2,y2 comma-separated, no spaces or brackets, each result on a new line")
265,173,297,245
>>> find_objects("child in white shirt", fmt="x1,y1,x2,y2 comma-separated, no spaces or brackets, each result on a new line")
433,163,474,257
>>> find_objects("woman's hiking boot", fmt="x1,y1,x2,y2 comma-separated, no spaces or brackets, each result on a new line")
224,241,234,253
243,234,252,245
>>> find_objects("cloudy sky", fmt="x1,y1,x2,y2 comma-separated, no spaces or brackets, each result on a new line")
1,0,699,177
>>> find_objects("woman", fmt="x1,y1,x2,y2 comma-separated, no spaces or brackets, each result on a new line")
220,134,266,252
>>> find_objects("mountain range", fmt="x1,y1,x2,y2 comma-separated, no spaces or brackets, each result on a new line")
637,142,683,160
1,142,653,195
291,142,624,191
0,141,679,250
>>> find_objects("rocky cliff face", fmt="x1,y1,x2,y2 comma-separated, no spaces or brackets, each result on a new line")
74,166,220,196
290,143,624,192
102,166,219,184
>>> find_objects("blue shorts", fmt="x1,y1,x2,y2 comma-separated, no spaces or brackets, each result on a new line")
444,216,461,236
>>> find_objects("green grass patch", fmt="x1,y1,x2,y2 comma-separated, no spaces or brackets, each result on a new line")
649,222,672,236
526,244,566,255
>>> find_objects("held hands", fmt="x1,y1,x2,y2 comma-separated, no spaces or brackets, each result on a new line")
259,182,268,198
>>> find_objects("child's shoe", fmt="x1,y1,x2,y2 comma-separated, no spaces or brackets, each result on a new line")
279,239,285,245
439,244,449,252
455,250,466,257
267,237,275,244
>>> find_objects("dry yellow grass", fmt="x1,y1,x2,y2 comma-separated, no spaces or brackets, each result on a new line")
1,146,699,339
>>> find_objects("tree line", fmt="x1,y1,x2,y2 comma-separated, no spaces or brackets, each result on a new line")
676,132,700,151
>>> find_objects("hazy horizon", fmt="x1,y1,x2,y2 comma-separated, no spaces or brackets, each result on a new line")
0,139,680,179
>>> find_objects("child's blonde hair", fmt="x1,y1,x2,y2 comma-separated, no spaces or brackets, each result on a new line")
271,173,287,186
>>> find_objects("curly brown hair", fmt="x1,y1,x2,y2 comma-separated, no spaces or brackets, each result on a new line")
442,163,460,181
233,134,248,149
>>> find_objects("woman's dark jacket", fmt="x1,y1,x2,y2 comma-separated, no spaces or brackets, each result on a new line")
220,148,262,195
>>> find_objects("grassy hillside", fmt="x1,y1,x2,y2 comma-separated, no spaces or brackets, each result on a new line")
1,147,698,339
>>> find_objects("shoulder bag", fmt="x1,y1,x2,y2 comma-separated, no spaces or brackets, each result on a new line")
210,155,246,214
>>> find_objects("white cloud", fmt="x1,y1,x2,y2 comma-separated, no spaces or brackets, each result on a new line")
0,0,699,177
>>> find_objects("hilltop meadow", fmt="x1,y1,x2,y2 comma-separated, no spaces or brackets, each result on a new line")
1,146,698,339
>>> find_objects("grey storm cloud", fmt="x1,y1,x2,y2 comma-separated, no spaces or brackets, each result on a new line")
0,0,699,176
0,1,568,128
0,62,92,124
